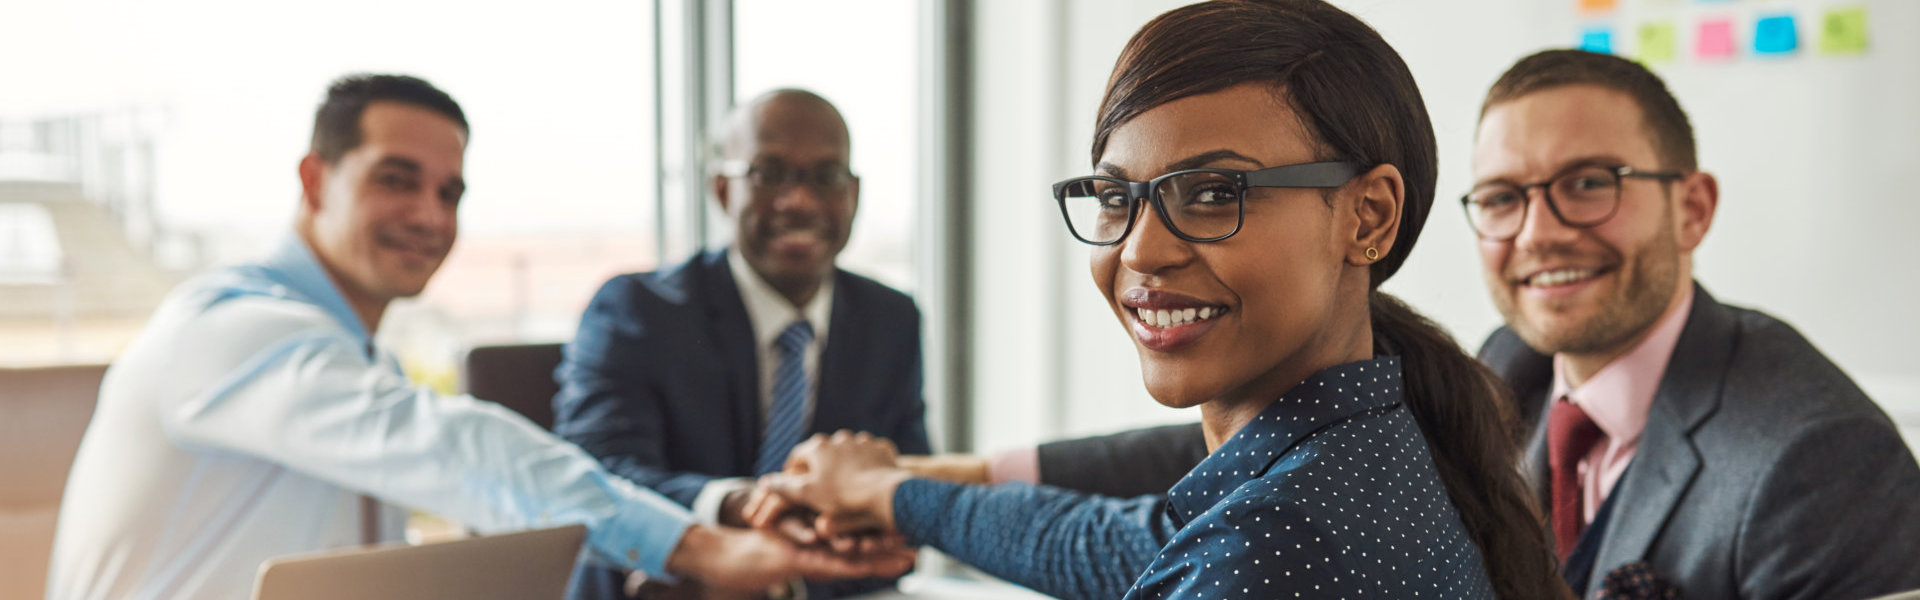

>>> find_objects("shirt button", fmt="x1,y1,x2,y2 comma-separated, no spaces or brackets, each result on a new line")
627,549,639,563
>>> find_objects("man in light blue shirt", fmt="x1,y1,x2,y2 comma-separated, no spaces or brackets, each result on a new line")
44,74,908,600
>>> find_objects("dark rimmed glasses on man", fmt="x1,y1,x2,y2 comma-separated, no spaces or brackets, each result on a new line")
720,160,857,197
1052,161,1362,246
1461,162,1685,241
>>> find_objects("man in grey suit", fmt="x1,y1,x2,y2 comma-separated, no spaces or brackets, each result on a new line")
929,49,1920,599
1465,49,1920,598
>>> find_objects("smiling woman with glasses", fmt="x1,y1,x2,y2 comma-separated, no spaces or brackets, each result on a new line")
745,1,1570,600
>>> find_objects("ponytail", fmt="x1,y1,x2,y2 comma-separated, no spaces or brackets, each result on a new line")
1092,2,1571,595
1370,291,1571,600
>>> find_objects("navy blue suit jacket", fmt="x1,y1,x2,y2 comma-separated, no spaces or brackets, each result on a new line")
554,249,929,598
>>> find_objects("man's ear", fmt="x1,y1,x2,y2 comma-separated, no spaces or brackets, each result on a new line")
1675,171,1718,252
711,173,733,214
1348,163,1405,266
846,175,862,220
298,154,326,214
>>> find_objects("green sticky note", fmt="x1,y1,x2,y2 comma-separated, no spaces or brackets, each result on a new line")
1819,6,1870,55
1638,22,1679,63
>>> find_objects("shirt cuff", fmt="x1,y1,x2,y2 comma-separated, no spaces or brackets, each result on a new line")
590,472,698,582
987,447,1041,486
692,477,756,525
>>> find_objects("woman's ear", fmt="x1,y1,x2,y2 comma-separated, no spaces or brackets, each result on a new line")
1348,163,1404,266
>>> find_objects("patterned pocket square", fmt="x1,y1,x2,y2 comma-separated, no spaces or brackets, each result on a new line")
1594,561,1680,600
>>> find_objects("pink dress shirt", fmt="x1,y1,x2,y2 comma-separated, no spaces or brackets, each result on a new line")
1550,285,1694,524
987,447,1042,485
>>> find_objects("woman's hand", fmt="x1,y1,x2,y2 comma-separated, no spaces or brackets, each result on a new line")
753,431,916,541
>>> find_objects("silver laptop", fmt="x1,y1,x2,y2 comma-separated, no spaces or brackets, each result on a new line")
252,524,587,600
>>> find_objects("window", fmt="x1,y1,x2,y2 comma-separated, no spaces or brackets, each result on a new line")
0,1,670,373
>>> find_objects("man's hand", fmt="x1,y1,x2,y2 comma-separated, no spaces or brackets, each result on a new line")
756,431,915,538
718,486,778,530
731,484,823,546
743,483,907,555
661,524,914,592
896,454,991,484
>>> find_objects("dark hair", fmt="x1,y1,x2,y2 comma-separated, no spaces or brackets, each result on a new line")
310,74,468,164
1095,2,1567,598
1483,49,1697,171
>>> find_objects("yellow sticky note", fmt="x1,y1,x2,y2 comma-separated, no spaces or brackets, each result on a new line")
1819,6,1870,55
1579,0,1618,13
1638,23,1678,63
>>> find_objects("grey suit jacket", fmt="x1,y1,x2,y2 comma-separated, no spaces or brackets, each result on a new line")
1035,423,1209,498
1481,283,1920,599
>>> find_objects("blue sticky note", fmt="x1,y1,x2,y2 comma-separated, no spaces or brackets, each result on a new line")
1581,27,1615,54
1754,15,1799,54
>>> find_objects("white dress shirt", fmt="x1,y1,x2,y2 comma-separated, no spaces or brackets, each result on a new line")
45,238,696,600
687,249,833,523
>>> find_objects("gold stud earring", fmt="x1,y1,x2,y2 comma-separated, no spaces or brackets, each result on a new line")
1365,247,1379,261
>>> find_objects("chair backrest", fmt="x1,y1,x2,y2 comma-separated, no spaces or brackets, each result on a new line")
0,364,107,600
460,343,565,430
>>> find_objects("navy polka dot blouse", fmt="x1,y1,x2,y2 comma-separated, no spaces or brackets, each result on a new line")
1125,356,1493,599
893,356,1494,600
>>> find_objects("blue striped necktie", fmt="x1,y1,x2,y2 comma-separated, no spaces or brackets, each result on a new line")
754,320,815,475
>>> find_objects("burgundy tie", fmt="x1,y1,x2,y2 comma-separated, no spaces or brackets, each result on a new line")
1548,398,1605,560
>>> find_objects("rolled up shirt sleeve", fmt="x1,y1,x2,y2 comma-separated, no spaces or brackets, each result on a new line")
159,317,696,578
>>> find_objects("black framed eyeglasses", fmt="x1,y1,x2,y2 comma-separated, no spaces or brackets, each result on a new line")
720,160,857,196
1460,163,1685,241
1051,161,1361,245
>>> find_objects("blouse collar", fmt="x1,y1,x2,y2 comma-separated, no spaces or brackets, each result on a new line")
1166,356,1405,524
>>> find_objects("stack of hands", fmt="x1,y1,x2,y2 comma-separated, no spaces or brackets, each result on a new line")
743,431,918,554
663,431,932,597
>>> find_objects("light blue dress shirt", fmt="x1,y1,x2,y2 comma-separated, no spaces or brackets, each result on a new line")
46,237,695,600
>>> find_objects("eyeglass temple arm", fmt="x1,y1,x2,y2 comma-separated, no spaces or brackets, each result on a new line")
1619,166,1688,181
1245,161,1362,188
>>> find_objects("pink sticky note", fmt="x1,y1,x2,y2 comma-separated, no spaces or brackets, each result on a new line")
1696,19,1737,60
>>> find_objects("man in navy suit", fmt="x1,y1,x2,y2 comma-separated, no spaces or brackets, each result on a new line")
555,88,929,599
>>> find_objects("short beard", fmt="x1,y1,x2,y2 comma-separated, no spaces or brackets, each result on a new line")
1504,212,1682,357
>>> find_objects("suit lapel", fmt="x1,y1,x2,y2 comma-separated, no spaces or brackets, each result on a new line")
1587,283,1735,587
810,271,856,435
1525,403,1552,512
702,251,763,474
1478,326,1556,509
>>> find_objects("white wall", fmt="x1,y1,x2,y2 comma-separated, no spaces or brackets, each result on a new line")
965,0,1920,454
